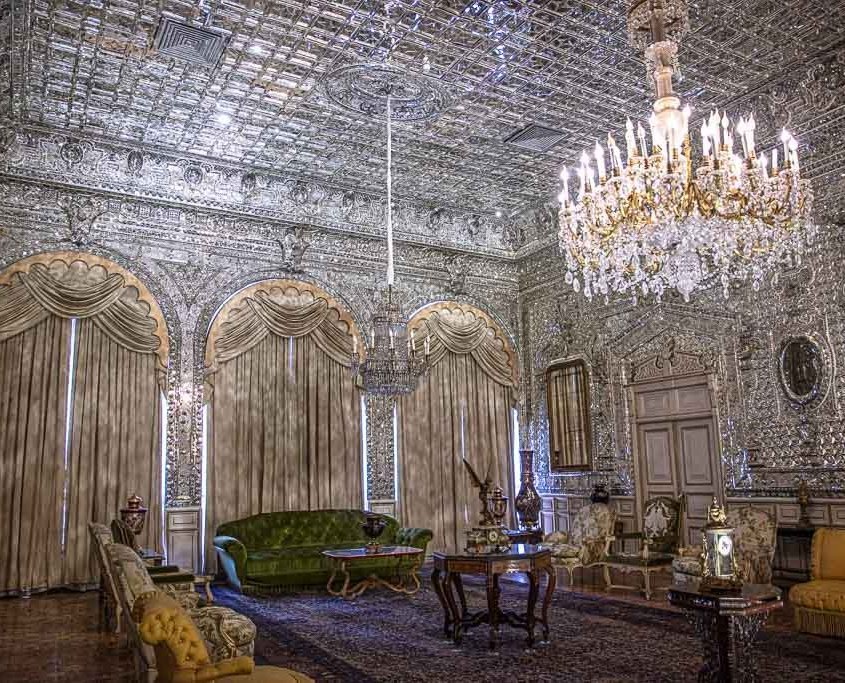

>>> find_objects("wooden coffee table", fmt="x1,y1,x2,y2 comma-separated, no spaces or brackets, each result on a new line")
322,546,424,599
431,544,555,650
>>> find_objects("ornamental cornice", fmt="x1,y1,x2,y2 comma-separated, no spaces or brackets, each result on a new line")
0,178,519,291
0,122,514,259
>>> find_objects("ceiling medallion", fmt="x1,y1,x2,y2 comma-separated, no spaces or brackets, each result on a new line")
324,62,451,122
557,0,815,302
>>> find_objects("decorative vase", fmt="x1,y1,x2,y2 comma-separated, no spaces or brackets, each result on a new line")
361,513,386,553
514,449,541,531
590,483,610,504
119,495,148,542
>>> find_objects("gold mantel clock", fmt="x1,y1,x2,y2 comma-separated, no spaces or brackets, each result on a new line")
700,498,742,593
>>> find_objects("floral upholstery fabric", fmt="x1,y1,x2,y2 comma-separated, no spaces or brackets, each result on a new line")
541,504,616,567
672,506,776,583
190,605,256,660
642,497,681,554
106,543,254,662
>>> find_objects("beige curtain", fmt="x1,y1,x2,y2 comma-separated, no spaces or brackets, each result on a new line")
206,282,362,565
62,319,162,587
0,316,70,595
0,253,167,593
548,363,589,467
399,307,516,553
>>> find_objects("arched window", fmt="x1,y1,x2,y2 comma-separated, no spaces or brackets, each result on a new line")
398,302,518,553
203,280,364,568
0,252,168,594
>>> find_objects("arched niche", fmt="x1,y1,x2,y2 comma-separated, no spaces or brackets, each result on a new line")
0,250,169,369
204,278,364,374
408,300,519,389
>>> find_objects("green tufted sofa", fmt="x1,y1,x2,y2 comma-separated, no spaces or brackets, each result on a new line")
214,509,432,592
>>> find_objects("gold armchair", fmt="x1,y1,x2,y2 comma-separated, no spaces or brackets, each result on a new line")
540,503,616,585
133,591,313,683
790,528,845,638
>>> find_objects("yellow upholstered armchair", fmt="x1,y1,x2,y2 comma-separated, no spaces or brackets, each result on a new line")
133,591,314,683
790,528,845,638
540,503,616,585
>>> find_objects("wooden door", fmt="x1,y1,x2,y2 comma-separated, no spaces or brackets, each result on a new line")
632,375,720,547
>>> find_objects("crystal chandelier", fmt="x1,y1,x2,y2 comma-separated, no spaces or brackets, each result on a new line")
557,0,815,302
350,95,430,395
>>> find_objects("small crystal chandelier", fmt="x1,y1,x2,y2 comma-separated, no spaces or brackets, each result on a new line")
350,96,430,395
557,0,815,302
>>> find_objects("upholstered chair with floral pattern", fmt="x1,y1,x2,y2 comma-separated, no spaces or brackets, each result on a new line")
133,591,313,683
540,503,616,585
106,543,257,682
672,506,776,584
604,496,682,599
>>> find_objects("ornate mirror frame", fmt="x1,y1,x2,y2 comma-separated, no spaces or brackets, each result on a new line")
777,334,828,408
546,356,593,472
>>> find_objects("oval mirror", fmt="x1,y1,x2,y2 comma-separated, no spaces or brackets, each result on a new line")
779,336,822,404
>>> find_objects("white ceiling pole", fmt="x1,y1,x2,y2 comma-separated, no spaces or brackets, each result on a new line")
386,94,394,287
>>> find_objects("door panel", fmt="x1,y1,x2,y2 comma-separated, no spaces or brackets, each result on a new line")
642,425,674,486
632,377,720,547
678,421,715,486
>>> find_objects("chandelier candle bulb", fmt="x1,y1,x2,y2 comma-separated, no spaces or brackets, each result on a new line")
625,118,636,163
781,129,791,162
748,114,756,156
637,122,648,159
737,118,749,158
594,141,606,180
788,137,799,172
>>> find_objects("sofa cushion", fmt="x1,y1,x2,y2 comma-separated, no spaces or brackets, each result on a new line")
790,580,845,612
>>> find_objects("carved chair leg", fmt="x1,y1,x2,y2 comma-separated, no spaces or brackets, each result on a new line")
643,568,652,601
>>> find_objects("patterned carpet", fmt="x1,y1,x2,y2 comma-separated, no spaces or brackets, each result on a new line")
214,574,845,683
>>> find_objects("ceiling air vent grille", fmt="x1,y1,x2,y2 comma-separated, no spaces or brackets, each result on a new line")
505,123,566,153
153,17,229,67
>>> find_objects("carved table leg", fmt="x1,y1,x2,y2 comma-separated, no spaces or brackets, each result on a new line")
526,569,539,648
442,571,463,645
326,560,350,598
451,572,469,620
486,571,501,651
540,564,555,642
431,567,451,637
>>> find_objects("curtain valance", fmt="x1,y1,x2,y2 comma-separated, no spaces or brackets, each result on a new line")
0,253,168,367
409,303,518,389
205,280,360,370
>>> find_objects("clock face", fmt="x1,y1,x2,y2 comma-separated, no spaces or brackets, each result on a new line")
717,535,733,557
487,528,500,544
